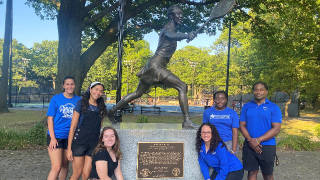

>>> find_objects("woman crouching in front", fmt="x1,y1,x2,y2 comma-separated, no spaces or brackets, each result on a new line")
89,126,124,180
196,123,243,180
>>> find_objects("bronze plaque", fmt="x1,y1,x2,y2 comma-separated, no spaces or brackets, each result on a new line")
137,142,184,179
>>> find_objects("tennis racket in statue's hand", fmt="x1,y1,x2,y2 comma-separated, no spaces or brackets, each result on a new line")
187,0,236,43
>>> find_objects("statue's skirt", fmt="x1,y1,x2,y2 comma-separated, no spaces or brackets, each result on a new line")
136,55,173,85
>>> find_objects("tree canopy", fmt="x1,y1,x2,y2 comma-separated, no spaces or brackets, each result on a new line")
25,0,234,95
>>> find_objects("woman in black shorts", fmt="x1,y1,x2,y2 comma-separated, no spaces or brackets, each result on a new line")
46,76,81,180
67,82,107,180
89,126,124,180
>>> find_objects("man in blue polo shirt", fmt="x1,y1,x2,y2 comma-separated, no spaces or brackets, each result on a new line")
240,82,282,180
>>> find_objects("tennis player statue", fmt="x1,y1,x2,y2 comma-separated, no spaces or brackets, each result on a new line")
107,4,199,129
108,0,235,129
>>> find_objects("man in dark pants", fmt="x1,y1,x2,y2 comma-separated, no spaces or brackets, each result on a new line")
240,82,282,180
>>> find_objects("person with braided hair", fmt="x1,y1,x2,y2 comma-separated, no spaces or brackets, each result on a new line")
89,126,124,180
196,123,243,180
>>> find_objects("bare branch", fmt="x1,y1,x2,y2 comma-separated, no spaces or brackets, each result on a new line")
135,23,163,31
85,0,106,12
82,2,119,28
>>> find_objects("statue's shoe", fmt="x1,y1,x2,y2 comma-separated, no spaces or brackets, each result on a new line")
182,120,200,129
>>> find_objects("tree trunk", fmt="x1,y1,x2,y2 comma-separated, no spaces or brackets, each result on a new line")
55,0,86,95
314,97,320,113
0,0,12,113
55,0,119,96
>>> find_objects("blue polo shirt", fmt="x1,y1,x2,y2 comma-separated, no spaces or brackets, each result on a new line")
240,99,282,145
203,107,239,142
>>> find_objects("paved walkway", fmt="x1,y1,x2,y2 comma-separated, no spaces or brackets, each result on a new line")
1,149,319,180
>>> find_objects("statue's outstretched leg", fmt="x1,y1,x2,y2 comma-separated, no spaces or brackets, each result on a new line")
107,81,151,123
162,74,200,129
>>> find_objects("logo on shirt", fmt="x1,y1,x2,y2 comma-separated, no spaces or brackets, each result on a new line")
59,103,75,118
210,114,230,119
263,107,268,111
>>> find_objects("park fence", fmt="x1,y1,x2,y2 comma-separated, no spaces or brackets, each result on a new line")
7,84,301,117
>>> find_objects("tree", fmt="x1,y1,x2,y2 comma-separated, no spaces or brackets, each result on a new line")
0,0,12,113
25,0,228,95
214,0,320,115
29,40,58,89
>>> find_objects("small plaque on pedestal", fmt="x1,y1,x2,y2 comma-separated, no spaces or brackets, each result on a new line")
137,142,184,179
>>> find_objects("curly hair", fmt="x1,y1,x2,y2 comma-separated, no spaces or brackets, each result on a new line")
92,126,122,160
195,123,226,154
80,83,107,118
252,82,268,91
167,4,182,19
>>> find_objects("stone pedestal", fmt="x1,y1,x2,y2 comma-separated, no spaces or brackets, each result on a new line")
111,123,202,180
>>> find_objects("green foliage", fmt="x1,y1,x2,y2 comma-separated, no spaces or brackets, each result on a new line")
0,38,33,86
27,122,46,146
137,115,149,123
278,135,320,151
315,124,320,138
0,123,46,150
30,40,58,80
0,128,28,150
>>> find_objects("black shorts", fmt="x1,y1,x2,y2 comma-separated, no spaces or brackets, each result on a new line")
71,128,99,157
71,143,95,157
242,140,276,175
210,169,244,180
46,134,68,149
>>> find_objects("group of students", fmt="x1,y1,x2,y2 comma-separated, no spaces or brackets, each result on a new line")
47,77,281,180
198,82,282,180
46,76,123,180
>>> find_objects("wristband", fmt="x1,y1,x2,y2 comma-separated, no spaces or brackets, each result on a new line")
255,138,260,144
230,150,235,154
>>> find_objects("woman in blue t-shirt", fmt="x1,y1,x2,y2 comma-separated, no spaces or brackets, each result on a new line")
46,75,81,180
67,82,107,180
196,123,243,180
89,126,124,179
203,91,239,155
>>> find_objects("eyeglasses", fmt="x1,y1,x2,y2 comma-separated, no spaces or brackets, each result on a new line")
200,131,211,135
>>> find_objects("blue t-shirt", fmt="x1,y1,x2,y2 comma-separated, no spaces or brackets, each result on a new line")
198,142,243,180
47,93,81,139
203,107,239,142
74,100,99,127
240,99,282,145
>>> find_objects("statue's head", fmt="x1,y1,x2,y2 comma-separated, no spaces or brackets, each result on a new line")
167,4,182,20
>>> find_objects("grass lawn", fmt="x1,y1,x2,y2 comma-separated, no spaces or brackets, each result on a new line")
0,109,47,131
1,109,320,150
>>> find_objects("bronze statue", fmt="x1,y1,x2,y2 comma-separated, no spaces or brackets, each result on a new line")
108,4,199,129
108,0,236,129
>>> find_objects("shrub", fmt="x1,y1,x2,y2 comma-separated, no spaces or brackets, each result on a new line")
27,122,46,146
0,128,28,149
315,124,320,138
278,135,320,151
0,122,46,150
137,115,149,123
